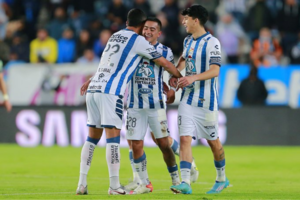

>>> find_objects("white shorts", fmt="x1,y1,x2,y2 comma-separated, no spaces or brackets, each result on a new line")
86,92,123,129
178,102,218,140
126,108,169,140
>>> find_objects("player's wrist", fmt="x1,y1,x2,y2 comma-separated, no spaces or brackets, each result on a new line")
3,94,9,101
170,87,176,92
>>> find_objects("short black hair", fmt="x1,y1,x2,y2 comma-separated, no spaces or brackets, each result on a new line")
181,4,208,26
127,8,147,27
145,17,162,30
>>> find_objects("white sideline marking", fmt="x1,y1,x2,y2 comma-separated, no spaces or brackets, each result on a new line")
0,192,73,196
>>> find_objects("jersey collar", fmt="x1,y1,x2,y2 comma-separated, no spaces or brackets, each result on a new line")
193,31,210,41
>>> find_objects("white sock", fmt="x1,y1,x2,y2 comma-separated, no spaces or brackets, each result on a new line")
170,171,180,185
214,159,226,182
181,169,191,185
78,141,95,187
216,166,226,182
106,143,121,189
129,150,140,183
134,153,149,185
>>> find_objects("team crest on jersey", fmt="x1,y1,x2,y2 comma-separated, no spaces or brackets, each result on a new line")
135,61,156,85
185,55,196,90
186,55,197,75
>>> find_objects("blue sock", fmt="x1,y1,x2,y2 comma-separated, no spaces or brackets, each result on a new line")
170,138,179,156
87,136,100,145
167,164,178,173
106,136,120,144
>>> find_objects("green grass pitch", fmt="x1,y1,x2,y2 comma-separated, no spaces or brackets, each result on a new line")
1,145,300,199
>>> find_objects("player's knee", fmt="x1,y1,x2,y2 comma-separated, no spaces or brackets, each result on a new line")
157,138,170,152
180,136,191,145
131,140,143,151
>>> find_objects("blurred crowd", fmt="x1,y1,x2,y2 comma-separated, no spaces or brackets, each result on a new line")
0,0,300,71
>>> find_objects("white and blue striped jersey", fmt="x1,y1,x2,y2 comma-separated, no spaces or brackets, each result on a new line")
127,43,174,109
180,32,221,111
88,29,162,97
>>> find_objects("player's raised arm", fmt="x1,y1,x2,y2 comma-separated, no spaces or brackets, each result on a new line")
152,56,182,78
135,37,182,79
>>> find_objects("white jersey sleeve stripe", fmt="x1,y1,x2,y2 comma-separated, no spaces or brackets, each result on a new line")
198,37,211,107
105,34,138,94
115,54,139,95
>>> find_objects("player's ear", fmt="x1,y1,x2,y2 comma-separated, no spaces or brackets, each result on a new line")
126,21,128,26
158,31,162,38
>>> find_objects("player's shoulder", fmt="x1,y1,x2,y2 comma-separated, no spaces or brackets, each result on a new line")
206,35,221,46
157,43,172,52
183,35,193,46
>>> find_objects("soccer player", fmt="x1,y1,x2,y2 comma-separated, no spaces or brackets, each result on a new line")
124,18,199,193
0,60,12,112
76,9,182,195
169,5,230,194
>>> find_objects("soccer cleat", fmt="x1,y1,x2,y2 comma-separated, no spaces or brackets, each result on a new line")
124,180,139,191
206,178,230,194
108,186,128,195
170,182,192,194
190,158,199,183
129,182,153,194
76,184,88,195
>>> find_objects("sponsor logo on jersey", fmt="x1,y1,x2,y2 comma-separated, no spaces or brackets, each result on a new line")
98,68,111,73
135,61,156,85
210,51,221,56
109,34,128,43
89,85,102,90
138,88,153,95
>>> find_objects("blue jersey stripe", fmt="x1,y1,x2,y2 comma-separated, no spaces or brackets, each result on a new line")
129,78,134,108
198,37,211,107
158,66,164,108
115,54,139,95
180,88,186,101
105,34,138,94
209,77,215,111
138,83,143,108
148,84,154,108
187,38,201,105
185,38,193,58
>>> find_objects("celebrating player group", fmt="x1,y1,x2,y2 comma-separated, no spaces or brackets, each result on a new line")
76,4,229,196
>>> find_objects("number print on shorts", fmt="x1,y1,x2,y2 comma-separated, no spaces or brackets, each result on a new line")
178,116,182,125
127,117,137,128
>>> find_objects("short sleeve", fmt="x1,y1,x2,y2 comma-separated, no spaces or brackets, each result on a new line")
181,36,191,59
207,37,222,67
135,37,162,60
166,48,174,64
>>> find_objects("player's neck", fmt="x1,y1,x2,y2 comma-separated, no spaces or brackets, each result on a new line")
126,26,140,34
192,26,207,40
150,41,158,46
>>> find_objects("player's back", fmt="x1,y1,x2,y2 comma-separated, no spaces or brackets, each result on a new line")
88,29,161,97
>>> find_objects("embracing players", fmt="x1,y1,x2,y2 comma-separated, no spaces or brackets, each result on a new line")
76,8,182,195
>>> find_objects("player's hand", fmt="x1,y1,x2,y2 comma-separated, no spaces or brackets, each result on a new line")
80,79,91,96
169,77,178,89
163,81,169,95
4,100,12,112
166,89,175,104
178,76,195,88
